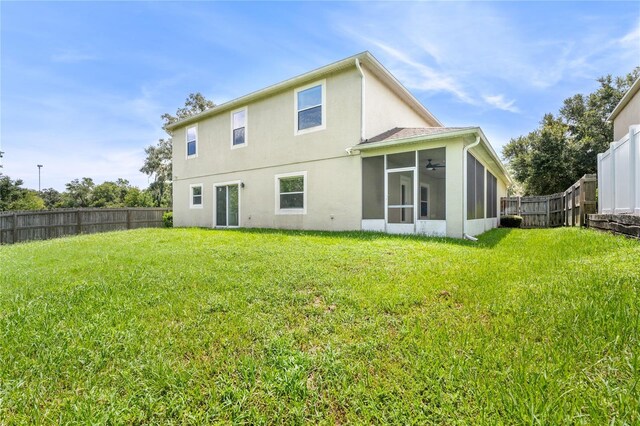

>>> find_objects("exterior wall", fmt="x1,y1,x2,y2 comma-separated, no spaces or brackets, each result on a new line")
613,89,640,141
444,140,465,238
172,67,363,229
362,66,437,139
173,156,362,230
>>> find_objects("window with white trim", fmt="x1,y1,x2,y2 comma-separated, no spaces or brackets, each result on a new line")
295,81,325,134
275,172,307,214
231,108,247,147
186,126,197,157
190,184,203,208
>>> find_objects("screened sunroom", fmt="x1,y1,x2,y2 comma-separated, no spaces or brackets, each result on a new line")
362,147,447,236
356,127,510,238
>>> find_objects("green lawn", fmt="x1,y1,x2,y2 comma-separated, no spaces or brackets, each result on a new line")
0,228,638,424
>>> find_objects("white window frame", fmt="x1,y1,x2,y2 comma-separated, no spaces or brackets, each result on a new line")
294,80,326,136
230,107,248,149
190,183,203,209
275,171,307,215
186,125,198,159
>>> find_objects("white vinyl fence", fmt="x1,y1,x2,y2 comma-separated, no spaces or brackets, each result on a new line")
597,125,640,215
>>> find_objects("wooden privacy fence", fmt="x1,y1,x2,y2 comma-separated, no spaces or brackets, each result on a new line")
0,208,170,245
500,174,597,228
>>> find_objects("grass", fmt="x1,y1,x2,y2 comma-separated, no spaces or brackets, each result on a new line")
0,227,638,424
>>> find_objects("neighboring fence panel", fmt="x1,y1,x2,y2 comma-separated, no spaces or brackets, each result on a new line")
597,125,640,215
500,175,596,228
548,193,564,227
0,208,170,245
519,196,549,228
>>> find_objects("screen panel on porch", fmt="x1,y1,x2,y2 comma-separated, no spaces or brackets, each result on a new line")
362,156,384,219
467,152,485,219
387,170,414,224
418,148,446,220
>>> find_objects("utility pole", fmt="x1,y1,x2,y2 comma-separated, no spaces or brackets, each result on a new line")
37,164,43,192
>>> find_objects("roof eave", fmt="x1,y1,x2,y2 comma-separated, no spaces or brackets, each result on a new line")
608,77,640,122
354,127,512,185
166,52,369,131
166,51,444,131
355,128,477,150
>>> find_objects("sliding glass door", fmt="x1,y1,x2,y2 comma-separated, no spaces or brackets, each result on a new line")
215,184,239,227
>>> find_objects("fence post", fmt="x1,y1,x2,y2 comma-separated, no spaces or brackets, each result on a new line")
610,141,616,214
127,209,132,229
546,197,551,228
77,209,82,234
12,213,17,244
630,128,637,215
579,177,585,226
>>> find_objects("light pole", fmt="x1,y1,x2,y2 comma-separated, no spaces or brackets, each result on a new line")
37,164,43,192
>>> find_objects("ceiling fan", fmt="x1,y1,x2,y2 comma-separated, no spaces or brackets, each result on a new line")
425,159,445,171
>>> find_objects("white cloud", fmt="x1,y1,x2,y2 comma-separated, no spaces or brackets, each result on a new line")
363,38,475,104
333,2,638,110
619,20,640,45
483,95,520,113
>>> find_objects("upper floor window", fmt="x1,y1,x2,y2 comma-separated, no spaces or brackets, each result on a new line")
186,126,197,158
231,108,247,148
294,80,325,135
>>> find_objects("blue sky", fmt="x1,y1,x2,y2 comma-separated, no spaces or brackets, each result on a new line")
1,1,638,191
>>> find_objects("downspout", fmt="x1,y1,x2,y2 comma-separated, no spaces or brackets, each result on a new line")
355,58,365,142
462,135,481,241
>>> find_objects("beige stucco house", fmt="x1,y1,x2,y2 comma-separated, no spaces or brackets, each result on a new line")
167,52,511,239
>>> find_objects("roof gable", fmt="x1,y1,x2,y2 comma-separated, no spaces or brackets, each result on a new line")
165,52,441,131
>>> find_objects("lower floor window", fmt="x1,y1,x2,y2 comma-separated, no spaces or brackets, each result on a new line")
190,184,203,208
275,172,306,214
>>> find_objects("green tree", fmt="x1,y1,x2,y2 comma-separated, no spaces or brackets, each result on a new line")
123,187,155,207
8,190,45,211
503,67,640,195
141,93,215,207
91,179,133,207
0,174,27,211
61,178,95,208
40,188,62,209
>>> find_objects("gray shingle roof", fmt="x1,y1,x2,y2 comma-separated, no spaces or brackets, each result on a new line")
361,127,473,144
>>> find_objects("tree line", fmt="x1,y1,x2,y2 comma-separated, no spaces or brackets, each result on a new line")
503,67,640,196
0,176,160,211
0,93,214,212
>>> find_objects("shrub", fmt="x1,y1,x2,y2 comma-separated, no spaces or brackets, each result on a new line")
500,215,523,228
163,211,173,228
